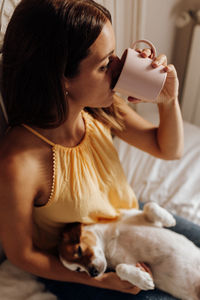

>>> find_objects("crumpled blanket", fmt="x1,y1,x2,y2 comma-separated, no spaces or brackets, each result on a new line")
0,260,57,300
114,120,200,225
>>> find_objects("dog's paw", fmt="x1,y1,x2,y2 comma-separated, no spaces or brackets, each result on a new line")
144,202,176,227
116,264,155,291
161,213,176,227
132,271,155,291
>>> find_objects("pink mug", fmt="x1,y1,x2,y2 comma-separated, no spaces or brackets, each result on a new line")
113,40,167,102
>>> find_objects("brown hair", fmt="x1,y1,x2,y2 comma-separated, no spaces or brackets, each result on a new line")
2,0,124,130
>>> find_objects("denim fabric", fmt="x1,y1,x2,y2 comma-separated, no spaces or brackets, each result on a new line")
38,278,176,300
38,203,200,299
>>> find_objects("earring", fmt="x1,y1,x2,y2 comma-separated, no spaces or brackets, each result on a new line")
65,90,69,96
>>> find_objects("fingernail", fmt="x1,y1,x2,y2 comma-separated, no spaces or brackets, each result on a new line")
152,61,158,68
164,66,168,72
141,52,147,58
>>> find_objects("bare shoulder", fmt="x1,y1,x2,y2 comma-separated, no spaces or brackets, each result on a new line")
0,126,41,182
0,126,52,205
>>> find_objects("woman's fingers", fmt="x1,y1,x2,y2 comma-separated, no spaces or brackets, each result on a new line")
135,48,142,53
163,64,177,74
137,48,168,68
152,54,167,68
140,48,152,58
136,48,153,58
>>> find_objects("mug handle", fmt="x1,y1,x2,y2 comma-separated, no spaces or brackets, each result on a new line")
131,39,157,59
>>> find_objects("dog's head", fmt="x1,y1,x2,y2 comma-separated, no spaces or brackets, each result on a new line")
59,222,107,277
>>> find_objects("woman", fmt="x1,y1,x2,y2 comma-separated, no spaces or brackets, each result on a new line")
0,0,199,299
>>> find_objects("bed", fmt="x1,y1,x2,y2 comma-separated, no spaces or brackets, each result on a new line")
0,0,200,299
0,101,200,300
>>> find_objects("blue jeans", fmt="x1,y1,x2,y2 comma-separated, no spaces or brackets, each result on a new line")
38,204,200,300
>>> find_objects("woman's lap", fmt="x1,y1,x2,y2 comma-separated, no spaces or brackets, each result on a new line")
38,278,176,300
38,203,200,299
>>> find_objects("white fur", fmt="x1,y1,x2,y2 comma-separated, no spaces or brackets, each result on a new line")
59,255,86,273
61,202,200,300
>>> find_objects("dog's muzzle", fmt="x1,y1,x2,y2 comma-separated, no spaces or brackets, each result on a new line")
89,266,100,277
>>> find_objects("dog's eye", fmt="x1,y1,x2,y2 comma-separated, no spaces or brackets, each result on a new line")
77,246,82,257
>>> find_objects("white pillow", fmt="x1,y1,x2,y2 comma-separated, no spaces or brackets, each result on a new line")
114,121,200,225
0,0,21,51
0,53,8,133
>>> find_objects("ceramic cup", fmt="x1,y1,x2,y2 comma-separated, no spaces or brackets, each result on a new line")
113,39,167,102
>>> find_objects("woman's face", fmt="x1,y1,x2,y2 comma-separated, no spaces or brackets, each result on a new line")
66,20,116,109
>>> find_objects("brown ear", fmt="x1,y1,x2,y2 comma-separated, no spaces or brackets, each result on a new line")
62,222,82,244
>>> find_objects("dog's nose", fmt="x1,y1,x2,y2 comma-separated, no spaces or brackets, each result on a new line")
89,266,99,277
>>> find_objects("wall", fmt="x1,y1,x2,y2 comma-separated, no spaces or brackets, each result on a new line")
96,0,147,57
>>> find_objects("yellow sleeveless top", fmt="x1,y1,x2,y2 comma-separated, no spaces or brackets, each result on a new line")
23,111,138,250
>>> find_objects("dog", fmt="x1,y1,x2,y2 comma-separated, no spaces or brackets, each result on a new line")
59,202,200,300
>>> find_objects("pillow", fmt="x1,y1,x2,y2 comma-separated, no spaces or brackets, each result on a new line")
0,54,8,135
0,0,18,131
0,0,21,51
114,120,200,225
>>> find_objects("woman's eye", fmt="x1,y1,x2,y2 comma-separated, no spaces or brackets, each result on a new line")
77,246,82,257
99,57,113,72
99,64,110,72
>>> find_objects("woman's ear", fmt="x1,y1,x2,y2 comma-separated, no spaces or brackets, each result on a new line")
62,75,70,91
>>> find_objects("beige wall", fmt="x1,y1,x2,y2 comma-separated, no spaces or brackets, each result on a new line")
143,0,180,62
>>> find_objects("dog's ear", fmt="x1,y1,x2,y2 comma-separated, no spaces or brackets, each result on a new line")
62,222,82,244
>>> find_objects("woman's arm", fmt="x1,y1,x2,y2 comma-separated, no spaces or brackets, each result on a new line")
0,152,142,295
156,96,183,159
113,56,184,160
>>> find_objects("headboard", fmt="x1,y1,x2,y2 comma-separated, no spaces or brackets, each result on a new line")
0,54,8,137
0,0,20,136
0,0,21,49
0,97,8,137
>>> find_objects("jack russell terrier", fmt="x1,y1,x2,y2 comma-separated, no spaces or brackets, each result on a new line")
59,202,200,300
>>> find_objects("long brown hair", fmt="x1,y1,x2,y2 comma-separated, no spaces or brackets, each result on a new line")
2,0,124,130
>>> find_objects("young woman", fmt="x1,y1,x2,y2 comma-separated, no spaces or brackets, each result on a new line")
0,0,199,299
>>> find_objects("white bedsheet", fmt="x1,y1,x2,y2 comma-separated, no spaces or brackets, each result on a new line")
114,121,200,225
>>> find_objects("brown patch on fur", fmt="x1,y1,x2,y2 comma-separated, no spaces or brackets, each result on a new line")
59,223,97,270
62,222,82,244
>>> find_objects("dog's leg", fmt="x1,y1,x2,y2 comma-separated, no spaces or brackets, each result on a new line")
143,202,176,227
116,263,155,291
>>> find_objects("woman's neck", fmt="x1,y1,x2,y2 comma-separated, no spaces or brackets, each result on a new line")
34,106,86,147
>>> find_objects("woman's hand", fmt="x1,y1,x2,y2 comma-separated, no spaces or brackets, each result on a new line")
152,55,179,104
93,262,152,295
95,271,141,295
129,48,179,104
